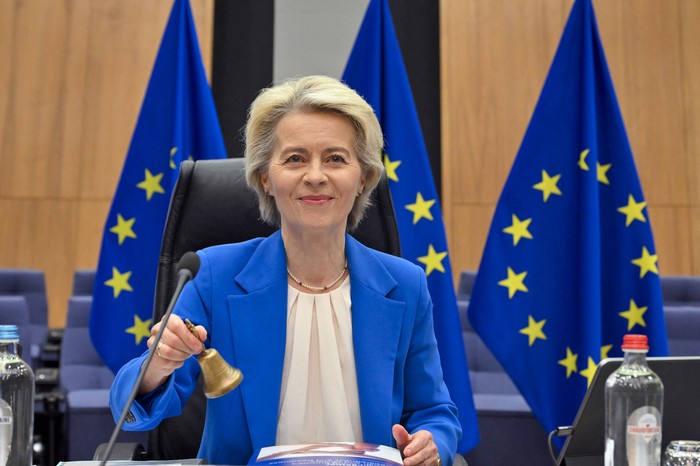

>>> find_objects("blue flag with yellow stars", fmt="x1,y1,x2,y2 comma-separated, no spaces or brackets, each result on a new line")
343,0,479,453
89,0,226,374
467,0,668,437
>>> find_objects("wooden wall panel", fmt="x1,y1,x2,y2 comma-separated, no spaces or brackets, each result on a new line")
1,0,697,327
680,0,700,272
0,200,79,327
692,207,700,273
0,0,215,327
449,205,496,278
651,207,693,275
76,201,112,268
441,0,700,281
596,0,688,206
0,0,90,199
441,1,569,207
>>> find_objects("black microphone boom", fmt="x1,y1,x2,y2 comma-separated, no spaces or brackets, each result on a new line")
98,252,201,466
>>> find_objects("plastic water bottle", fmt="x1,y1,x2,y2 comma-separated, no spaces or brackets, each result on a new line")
605,334,663,466
0,325,34,466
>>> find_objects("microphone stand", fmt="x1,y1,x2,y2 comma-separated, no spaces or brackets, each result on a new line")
99,264,196,466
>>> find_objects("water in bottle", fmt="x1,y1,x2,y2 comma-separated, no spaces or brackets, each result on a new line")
0,325,34,466
605,334,663,466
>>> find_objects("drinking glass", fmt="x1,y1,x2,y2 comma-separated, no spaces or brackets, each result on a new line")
665,440,700,466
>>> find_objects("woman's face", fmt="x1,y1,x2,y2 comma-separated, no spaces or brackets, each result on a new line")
261,111,366,236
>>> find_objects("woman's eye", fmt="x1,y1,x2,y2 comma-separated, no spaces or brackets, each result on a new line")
285,155,303,163
329,154,346,164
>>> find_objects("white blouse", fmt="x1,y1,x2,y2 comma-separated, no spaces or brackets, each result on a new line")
276,276,363,444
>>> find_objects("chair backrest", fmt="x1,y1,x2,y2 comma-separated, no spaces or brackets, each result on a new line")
72,270,96,296
665,305,700,356
661,275,700,306
148,158,401,460
0,269,48,325
61,295,113,391
0,296,32,359
0,269,49,361
458,300,520,396
60,326,114,391
457,270,477,300
66,296,93,328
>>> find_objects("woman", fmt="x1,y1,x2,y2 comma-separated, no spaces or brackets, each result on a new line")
110,76,461,466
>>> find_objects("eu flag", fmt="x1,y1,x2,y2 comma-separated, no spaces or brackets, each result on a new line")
468,0,668,436
343,0,479,452
90,0,226,374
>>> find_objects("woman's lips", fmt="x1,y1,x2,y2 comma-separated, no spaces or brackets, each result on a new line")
299,195,333,205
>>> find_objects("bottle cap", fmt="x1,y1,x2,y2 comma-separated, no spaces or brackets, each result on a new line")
0,325,19,341
621,334,649,351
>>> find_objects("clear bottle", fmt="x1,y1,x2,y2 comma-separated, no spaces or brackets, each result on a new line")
0,325,34,466
605,334,664,466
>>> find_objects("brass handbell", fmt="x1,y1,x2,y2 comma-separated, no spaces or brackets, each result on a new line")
185,319,243,399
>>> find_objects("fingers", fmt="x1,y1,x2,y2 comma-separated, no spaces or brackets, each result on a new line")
147,314,208,363
392,424,412,452
139,314,209,395
394,428,439,466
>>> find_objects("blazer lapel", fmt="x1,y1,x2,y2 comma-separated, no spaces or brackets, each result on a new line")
226,233,405,448
346,236,405,446
228,231,288,449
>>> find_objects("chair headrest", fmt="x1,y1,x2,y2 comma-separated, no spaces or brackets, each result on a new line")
154,158,400,320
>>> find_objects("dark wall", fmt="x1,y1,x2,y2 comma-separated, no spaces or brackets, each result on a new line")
388,0,441,193
211,0,441,193
211,1,274,159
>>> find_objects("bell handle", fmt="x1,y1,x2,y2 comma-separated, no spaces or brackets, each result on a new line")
184,318,207,353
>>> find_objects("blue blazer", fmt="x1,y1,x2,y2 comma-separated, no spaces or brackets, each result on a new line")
111,231,461,465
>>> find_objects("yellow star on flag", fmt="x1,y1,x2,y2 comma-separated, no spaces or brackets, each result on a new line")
405,192,436,224
579,357,598,387
558,347,578,378
417,244,447,276
137,169,165,201
533,170,562,202
125,314,152,345
601,344,613,360
578,148,590,171
617,194,647,227
109,214,137,245
383,152,401,182
619,299,648,330
498,267,528,299
104,267,133,298
597,162,612,185
503,214,533,246
169,147,178,169
631,246,659,278
519,315,546,346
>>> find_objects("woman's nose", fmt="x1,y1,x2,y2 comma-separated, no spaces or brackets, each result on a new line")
303,160,327,184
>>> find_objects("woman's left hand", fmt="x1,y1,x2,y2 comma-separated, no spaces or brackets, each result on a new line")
392,424,441,466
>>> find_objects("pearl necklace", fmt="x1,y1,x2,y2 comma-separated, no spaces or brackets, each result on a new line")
287,259,348,292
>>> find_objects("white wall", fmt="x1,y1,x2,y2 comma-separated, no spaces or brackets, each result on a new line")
274,0,369,82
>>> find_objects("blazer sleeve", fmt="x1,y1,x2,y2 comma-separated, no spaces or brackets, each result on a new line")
109,251,214,431
400,268,462,464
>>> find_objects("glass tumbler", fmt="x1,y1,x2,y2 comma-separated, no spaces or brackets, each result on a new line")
665,440,700,466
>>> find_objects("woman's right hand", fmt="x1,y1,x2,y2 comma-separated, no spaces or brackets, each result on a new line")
139,314,208,394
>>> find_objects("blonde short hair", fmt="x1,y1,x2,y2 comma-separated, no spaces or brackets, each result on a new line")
244,75,385,231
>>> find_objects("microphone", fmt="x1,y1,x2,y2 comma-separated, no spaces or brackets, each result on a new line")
98,252,201,466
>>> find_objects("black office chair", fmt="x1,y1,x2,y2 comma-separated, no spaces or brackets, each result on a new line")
147,157,401,460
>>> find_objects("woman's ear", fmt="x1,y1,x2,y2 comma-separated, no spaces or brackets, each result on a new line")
358,175,367,194
261,172,270,195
